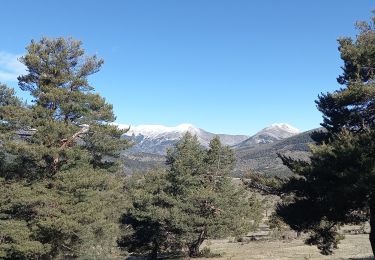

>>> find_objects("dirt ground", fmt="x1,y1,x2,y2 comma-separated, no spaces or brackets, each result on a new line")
196,234,373,260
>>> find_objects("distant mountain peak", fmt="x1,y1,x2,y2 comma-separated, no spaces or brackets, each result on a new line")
236,123,300,147
122,123,200,138
267,123,300,134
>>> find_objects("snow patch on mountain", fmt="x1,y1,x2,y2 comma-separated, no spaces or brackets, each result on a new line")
259,123,300,139
269,123,300,134
116,122,299,155
236,123,300,147
120,123,200,138
116,123,249,155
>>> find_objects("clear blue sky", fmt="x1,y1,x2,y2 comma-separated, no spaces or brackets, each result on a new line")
1,1,374,135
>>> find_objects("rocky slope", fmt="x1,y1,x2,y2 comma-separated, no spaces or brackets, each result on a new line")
234,129,318,176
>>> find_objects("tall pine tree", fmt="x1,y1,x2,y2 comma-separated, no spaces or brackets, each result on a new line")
173,136,261,256
122,134,262,258
0,37,129,259
277,12,375,256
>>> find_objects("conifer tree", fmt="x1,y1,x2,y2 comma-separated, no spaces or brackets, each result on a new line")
173,135,261,256
0,37,129,259
277,13,375,256
205,136,236,177
122,134,262,258
119,170,182,259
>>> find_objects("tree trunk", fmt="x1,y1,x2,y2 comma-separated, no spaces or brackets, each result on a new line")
188,245,199,258
188,229,206,257
370,202,375,257
149,240,158,260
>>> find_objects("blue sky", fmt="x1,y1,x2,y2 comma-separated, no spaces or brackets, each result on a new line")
1,1,374,135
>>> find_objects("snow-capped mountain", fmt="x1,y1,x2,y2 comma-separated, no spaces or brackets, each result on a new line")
117,123,249,155
119,123,200,140
116,123,300,155
235,123,300,148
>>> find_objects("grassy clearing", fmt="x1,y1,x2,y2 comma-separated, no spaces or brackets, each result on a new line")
196,234,373,260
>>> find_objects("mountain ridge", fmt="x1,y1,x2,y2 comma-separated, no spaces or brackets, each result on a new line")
117,122,300,155
120,124,316,176
118,123,250,155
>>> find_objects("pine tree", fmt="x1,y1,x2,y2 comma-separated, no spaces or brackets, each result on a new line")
121,133,207,258
0,37,129,259
178,136,261,256
121,134,262,258
119,170,182,259
277,13,375,256
205,136,236,177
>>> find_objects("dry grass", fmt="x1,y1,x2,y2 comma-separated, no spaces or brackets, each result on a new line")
196,234,373,260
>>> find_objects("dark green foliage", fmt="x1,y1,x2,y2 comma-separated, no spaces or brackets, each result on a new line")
119,170,181,259
167,135,262,257
166,133,206,196
0,84,22,107
277,13,375,256
0,37,129,259
0,168,127,259
242,171,286,195
205,136,236,177
304,220,344,255
317,14,375,134
122,134,262,258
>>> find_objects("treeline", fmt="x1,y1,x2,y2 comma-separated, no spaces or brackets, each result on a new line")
0,38,262,259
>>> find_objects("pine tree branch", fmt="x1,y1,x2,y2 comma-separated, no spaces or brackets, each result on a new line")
52,125,90,173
